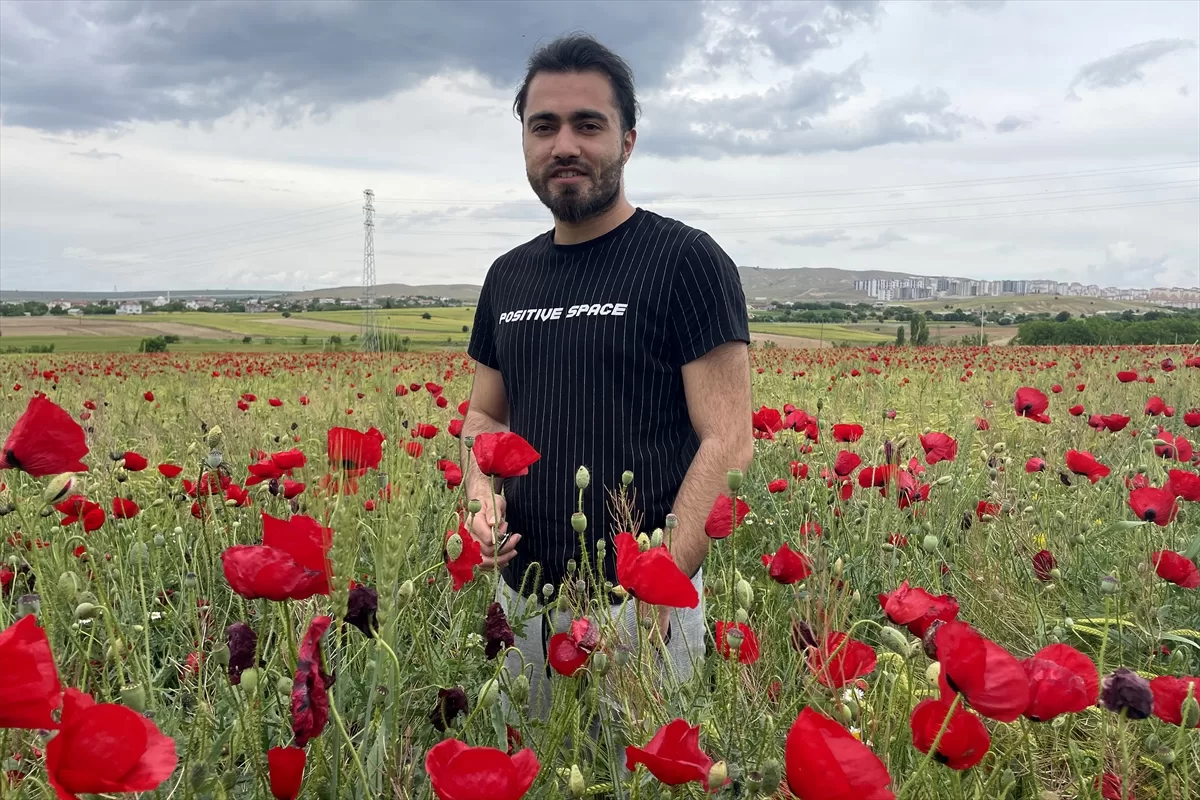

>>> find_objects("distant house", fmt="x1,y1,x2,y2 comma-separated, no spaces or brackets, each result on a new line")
152,296,169,307
116,301,143,315
245,301,268,313
184,300,201,310
48,300,72,310
66,308,83,316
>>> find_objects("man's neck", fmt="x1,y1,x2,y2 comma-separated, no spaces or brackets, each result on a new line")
552,197,636,246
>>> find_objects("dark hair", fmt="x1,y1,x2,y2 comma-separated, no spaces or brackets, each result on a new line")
513,33,640,133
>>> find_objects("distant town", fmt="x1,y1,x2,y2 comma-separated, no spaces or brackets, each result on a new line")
0,293,466,318
852,277,1200,308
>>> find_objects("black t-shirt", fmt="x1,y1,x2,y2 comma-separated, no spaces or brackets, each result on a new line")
467,208,750,597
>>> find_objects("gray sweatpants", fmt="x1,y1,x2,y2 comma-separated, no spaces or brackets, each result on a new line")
495,568,708,722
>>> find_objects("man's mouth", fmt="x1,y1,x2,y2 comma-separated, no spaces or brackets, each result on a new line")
550,168,587,180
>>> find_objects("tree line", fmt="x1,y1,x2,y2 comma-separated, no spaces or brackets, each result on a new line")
1016,313,1200,345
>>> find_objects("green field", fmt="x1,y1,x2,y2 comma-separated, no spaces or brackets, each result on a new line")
748,321,893,344
904,295,1159,315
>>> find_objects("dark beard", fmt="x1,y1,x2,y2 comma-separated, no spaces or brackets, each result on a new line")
528,153,623,224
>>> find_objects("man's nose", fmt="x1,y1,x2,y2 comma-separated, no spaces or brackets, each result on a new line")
551,128,582,160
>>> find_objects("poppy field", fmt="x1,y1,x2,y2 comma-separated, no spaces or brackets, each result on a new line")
1,343,1198,800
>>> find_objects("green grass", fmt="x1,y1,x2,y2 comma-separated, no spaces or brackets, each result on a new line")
905,296,1159,315
0,335,339,354
306,307,476,334
144,312,337,338
748,321,893,343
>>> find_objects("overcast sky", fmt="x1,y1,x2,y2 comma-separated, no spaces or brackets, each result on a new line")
1,0,1197,293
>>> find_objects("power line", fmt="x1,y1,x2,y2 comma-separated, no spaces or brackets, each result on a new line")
106,200,360,251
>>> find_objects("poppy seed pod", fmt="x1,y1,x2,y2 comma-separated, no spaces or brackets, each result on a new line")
120,683,147,713
571,513,587,533
727,469,744,491
621,470,634,486
575,466,590,490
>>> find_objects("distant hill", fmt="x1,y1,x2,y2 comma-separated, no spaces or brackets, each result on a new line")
285,283,484,302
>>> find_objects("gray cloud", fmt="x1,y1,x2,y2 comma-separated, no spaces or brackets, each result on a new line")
210,177,245,184
0,0,880,134
772,229,851,246
994,114,1031,133
69,147,121,159
1066,38,1197,98
851,229,907,250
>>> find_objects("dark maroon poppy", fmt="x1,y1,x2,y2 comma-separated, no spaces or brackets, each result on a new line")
1128,487,1179,526
1149,676,1199,727
0,394,90,477
268,746,306,800
46,688,177,798
761,542,812,584
704,494,750,539
935,621,1031,723
1151,550,1200,588
429,687,468,732
484,602,515,660
1065,450,1111,483
1032,550,1056,581
291,615,333,747
878,581,960,639
225,622,257,685
808,632,877,689
1100,667,1154,719
1022,644,1099,721
471,431,540,478
833,450,862,477
0,615,62,730
614,532,699,608
832,423,864,442
715,620,760,664
910,697,990,770
919,432,958,465
343,585,378,638
425,738,538,800
221,512,333,602
785,707,894,800
625,718,723,792
1013,387,1050,424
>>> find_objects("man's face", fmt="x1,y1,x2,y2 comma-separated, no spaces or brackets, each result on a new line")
522,71,635,224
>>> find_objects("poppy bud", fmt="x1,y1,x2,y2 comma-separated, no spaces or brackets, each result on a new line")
650,528,663,548
816,398,823,410
727,469,744,491
569,765,586,798
880,626,910,658
205,426,223,449
591,652,610,676
575,466,590,490
621,470,634,486
74,601,98,620
17,593,40,617
613,647,631,668
509,673,530,703
636,533,651,552
833,557,844,578
1181,692,1200,729
477,678,499,710
542,583,555,599
120,683,146,713
1145,734,1162,752
59,571,82,595
759,758,781,791
735,607,749,625
573,580,586,596
835,703,853,725
935,475,954,485
922,534,940,553
184,571,198,589
277,675,292,695
925,662,941,684
735,579,753,610
993,442,1007,453
1100,575,1119,595
707,762,728,790
571,513,587,533
445,532,464,561
42,472,76,504
239,668,259,693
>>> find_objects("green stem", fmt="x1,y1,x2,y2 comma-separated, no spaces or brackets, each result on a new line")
329,687,370,796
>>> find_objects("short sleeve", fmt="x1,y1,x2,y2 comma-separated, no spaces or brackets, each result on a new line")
467,268,500,370
670,232,751,365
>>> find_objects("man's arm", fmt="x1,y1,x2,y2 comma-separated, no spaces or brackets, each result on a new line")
666,340,755,579
460,363,520,569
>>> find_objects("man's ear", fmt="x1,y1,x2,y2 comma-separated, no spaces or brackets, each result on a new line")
623,128,637,162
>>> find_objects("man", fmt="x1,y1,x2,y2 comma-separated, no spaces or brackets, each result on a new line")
461,33,753,714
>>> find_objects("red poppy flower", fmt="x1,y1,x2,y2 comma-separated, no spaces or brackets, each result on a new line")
0,615,62,730
412,423,438,439
1051,384,1063,393
791,461,809,479
785,707,894,800
444,464,463,489
1145,396,1168,416
1100,414,1131,432
271,449,307,472
1025,458,1047,473
111,497,140,519
715,620,760,664
1167,469,1200,502
157,463,183,479
405,441,423,458
1069,404,1085,416
46,688,177,799
326,426,383,471
1155,431,1194,462
119,451,148,471
858,465,896,489
1149,676,1200,727
625,718,722,792
832,423,864,442
761,542,812,584
1128,487,1179,525
935,621,1031,723
1151,551,1200,589
975,416,990,431
752,406,784,439
766,477,788,493
895,471,931,509
445,524,483,591
0,394,90,477
282,479,305,499
471,431,540,478
1096,773,1123,800
448,418,463,437
704,494,750,539
614,532,699,608
1116,370,1138,383
425,738,539,800
1065,450,1110,483
547,632,589,677
291,616,333,747
1013,387,1050,424
976,500,1000,520
910,697,990,770
833,450,862,477
143,391,155,402
268,746,306,800
1032,550,1056,581
1185,409,1200,428
919,432,958,465
1022,644,1099,721
268,398,283,407
878,581,959,638
57,495,106,532
221,512,333,601
808,632,877,688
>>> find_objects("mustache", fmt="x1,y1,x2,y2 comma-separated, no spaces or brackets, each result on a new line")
545,159,590,176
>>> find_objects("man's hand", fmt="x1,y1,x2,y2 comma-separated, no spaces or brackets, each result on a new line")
468,491,521,570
